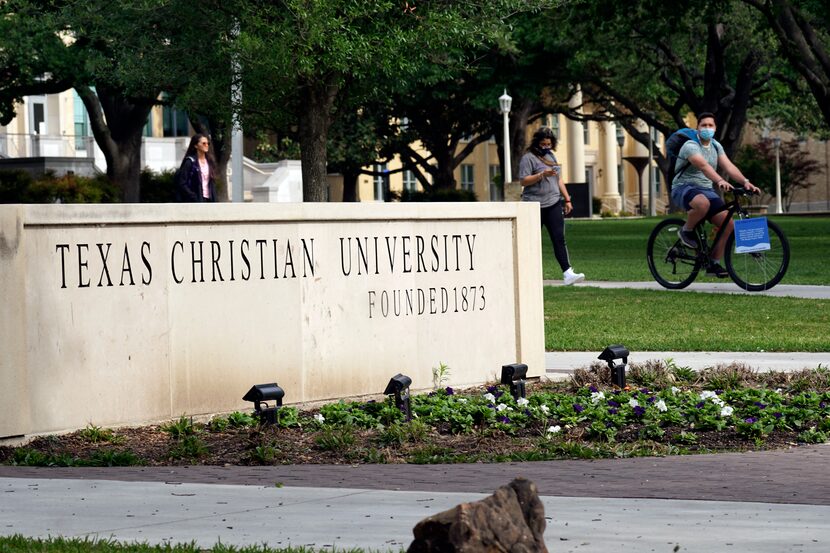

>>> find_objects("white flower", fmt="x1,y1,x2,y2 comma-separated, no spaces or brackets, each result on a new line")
496,403,512,412
671,386,681,395
517,397,530,407
720,405,734,417
540,405,550,415
712,398,725,407
547,425,562,434
700,391,718,400
628,398,639,408
457,398,468,403
591,391,606,404
655,399,668,412
314,413,325,423
483,393,496,402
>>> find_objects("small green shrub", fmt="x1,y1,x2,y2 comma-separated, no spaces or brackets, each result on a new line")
79,424,122,444
162,415,198,439
0,170,120,203
401,188,477,202
248,443,280,464
314,427,355,451
168,434,208,460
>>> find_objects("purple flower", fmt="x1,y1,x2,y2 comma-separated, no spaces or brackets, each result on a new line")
754,402,767,409
744,417,758,424
820,402,827,409
609,408,618,415
773,412,783,419
606,421,615,428
607,400,621,408
497,415,511,424
487,385,498,394
573,404,585,413
715,389,724,395
487,403,495,409
494,390,504,399
633,406,646,416
589,385,599,393
445,387,454,395
640,388,650,394
647,396,656,404
524,409,532,416
695,401,705,409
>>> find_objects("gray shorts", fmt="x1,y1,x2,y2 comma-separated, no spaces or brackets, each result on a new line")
671,183,724,218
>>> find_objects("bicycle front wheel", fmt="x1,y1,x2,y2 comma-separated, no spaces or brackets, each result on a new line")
647,218,702,289
724,219,790,291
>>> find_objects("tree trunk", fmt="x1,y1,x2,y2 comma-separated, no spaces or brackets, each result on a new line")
342,169,359,202
298,78,339,202
76,84,154,202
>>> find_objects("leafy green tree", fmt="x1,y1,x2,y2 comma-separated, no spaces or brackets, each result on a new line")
556,0,790,177
236,0,549,201
740,0,830,127
733,138,823,210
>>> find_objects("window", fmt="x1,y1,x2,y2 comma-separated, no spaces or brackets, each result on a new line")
402,169,418,192
583,121,590,145
72,91,89,150
460,164,474,191
373,163,389,201
652,165,661,193
550,115,560,139
163,105,189,137
489,164,502,201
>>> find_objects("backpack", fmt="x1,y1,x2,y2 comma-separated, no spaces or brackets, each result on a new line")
664,128,700,186
665,128,725,186
173,156,196,201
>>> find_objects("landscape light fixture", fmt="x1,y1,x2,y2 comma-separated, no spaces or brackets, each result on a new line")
242,383,285,425
383,373,412,421
598,345,629,388
501,363,528,400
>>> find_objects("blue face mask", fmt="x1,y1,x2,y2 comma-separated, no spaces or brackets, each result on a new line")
699,128,715,141
540,147,552,156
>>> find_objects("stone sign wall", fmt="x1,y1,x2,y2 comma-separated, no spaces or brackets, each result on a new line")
0,203,543,438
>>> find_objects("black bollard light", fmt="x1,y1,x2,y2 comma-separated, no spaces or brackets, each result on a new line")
501,363,528,400
242,383,285,425
598,345,629,388
384,373,412,421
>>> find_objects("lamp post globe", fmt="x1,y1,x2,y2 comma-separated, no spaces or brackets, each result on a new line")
499,90,513,184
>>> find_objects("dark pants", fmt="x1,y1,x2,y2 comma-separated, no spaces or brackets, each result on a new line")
541,200,571,272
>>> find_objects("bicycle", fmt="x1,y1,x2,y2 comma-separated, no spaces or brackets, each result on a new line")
646,188,790,291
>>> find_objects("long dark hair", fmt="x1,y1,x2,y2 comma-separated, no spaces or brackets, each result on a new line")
527,127,558,157
183,133,216,178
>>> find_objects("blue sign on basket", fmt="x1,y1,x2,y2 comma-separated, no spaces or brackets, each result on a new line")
734,217,771,254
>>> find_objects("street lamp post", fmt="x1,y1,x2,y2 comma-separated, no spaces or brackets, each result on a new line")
773,136,783,213
499,90,512,184
616,129,625,197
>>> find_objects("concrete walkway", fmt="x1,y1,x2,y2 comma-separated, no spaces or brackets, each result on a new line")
2,444,830,552
543,280,830,299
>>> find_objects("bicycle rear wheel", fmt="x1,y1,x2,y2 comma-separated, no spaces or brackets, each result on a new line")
647,218,702,289
724,219,790,291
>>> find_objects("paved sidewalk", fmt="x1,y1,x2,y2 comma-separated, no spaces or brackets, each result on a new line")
543,280,830,299
2,445,830,552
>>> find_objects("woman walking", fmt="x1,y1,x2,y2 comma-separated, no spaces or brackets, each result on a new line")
176,133,217,202
518,127,585,285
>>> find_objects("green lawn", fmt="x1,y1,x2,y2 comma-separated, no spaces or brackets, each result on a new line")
545,286,830,352
542,215,830,285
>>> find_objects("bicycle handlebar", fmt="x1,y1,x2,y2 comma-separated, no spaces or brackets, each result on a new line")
731,187,759,197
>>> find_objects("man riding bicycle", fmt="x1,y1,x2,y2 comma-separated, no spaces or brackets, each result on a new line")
671,112,761,277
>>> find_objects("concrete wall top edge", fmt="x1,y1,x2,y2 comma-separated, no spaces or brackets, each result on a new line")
2,202,534,226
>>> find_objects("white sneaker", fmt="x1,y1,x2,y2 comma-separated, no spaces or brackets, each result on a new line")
563,272,585,285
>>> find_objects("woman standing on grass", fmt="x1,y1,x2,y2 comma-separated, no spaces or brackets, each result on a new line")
518,126,584,285
176,133,217,202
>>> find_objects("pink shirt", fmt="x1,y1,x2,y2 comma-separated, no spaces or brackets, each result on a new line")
199,159,210,199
